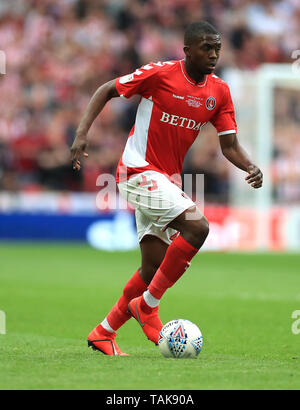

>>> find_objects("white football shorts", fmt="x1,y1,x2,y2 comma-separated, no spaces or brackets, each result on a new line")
118,170,196,245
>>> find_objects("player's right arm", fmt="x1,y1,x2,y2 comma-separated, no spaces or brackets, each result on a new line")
71,62,166,170
71,80,119,171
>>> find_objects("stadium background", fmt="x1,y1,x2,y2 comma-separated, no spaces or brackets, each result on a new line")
0,0,300,250
0,0,299,251
1,0,300,392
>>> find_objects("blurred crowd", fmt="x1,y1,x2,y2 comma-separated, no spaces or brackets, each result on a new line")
273,88,300,203
0,0,299,203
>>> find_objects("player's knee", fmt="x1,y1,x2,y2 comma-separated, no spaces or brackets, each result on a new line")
194,217,209,240
185,217,209,248
199,217,210,238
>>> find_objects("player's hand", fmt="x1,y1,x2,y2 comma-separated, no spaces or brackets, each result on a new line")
245,165,263,189
70,136,89,171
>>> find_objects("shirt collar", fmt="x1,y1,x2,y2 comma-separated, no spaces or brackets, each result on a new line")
179,60,208,88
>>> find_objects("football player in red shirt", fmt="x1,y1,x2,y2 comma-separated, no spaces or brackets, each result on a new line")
71,21,263,355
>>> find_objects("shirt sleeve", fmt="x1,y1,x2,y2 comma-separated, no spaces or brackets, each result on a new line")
115,63,160,99
210,83,237,136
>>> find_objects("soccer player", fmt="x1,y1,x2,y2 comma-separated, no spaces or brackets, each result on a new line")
71,21,263,356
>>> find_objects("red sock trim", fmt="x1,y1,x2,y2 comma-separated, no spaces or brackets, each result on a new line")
118,269,147,313
95,323,115,336
140,295,154,314
148,235,198,300
171,235,199,260
147,269,172,300
101,269,148,333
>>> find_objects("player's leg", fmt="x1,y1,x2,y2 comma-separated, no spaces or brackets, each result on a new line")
88,181,167,355
129,208,207,345
129,207,208,344
169,206,209,248
127,235,169,343
128,174,209,344
142,206,208,308
88,267,148,356
88,236,168,354
139,235,169,285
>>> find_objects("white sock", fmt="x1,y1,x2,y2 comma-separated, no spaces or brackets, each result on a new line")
143,289,160,308
101,318,115,333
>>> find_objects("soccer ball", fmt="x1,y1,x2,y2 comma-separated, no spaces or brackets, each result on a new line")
158,319,203,359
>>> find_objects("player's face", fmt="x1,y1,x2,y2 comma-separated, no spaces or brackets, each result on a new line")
186,34,222,74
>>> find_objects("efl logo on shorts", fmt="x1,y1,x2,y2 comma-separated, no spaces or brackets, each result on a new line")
206,96,216,111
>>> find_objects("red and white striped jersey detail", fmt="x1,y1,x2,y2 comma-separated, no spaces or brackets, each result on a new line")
122,97,153,168
115,60,237,185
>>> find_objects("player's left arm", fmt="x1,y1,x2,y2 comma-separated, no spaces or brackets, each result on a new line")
219,132,263,189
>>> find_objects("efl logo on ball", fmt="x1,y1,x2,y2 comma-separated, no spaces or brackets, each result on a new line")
158,319,203,358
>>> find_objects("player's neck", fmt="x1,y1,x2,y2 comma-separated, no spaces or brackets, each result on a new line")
184,59,205,84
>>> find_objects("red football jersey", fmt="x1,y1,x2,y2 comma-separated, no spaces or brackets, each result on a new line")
115,60,237,185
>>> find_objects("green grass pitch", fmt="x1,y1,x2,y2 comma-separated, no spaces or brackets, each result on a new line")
0,244,300,390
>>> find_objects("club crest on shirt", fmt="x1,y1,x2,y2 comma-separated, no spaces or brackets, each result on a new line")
206,96,216,110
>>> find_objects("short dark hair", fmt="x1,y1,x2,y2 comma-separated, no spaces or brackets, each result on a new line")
184,21,220,45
